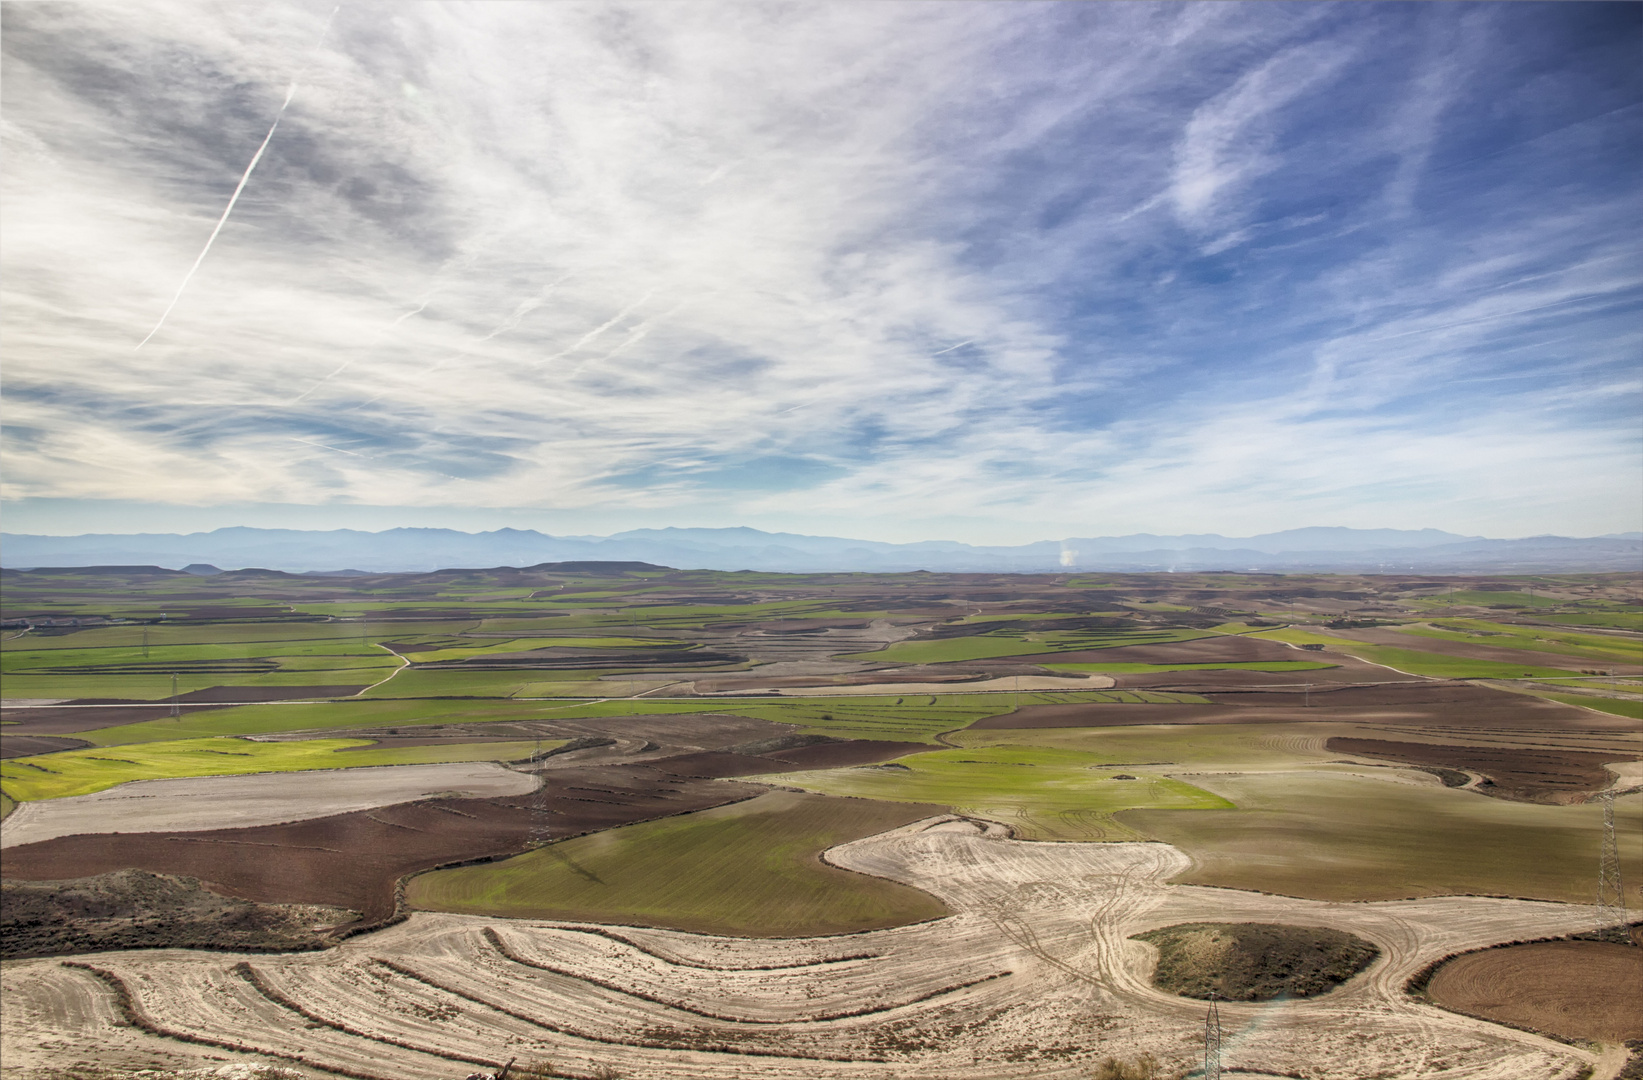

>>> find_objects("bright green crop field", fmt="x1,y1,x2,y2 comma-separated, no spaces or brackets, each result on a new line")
0,736,565,802
762,743,1232,840
407,790,950,935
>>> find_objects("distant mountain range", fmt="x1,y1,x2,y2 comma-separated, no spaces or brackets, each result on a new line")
2,525,1639,574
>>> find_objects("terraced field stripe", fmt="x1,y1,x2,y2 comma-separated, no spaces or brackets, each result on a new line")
483,927,1010,1024
232,962,500,1069
533,924,879,971
371,957,879,1062
59,962,398,1080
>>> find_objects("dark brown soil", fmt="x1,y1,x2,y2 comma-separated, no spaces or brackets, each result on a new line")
1134,922,1379,1001
0,765,762,927
0,734,91,758
1426,941,1643,1042
639,751,788,778
0,703,231,736
1,869,352,958
1325,736,1630,802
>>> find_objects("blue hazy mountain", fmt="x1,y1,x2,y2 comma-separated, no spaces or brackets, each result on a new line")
2,525,1637,574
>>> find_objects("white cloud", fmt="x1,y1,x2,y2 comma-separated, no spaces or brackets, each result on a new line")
1,2,1638,542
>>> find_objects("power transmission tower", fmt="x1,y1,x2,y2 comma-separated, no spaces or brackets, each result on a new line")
1597,792,1626,936
142,627,149,658
530,734,551,847
170,673,180,719
1203,994,1223,1080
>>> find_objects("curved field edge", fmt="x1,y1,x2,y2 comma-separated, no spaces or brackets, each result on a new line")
406,790,952,936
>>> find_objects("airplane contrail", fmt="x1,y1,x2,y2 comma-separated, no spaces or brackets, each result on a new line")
135,6,340,351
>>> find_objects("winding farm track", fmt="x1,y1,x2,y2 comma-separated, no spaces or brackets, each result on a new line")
1,819,1608,1079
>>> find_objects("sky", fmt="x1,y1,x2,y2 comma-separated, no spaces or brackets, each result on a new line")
2,1,1639,544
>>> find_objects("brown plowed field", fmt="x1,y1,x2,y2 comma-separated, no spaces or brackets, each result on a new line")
0,734,90,759
1,764,761,925
0,702,230,736
1326,737,1629,802
1427,941,1643,1042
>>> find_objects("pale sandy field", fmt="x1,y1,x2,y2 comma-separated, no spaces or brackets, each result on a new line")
0,817,1610,1080
0,762,537,850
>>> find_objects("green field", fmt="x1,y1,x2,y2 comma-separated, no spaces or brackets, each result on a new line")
763,743,1232,840
0,736,564,801
407,790,950,935
1401,620,1643,665
1122,772,1643,904
1249,628,1583,678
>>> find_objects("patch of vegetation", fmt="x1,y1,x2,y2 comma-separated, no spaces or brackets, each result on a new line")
1134,922,1378,1001
407,790,949,935
0,870,353,958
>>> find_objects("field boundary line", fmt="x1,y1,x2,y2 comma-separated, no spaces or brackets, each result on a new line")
232,961,500,1068
483,926,1009,1024
59,961,397,1080
533,923,880,970
372,956,880,1061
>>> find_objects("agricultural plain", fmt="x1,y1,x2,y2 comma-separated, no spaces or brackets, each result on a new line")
2,563,1640,1077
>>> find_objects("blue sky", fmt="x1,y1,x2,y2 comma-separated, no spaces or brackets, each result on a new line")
2,2,1638,542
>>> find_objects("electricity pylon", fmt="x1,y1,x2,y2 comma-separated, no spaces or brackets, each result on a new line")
1204,994,1223,1080
530,734,551,847
170,673,180,718
1597,792,1626,936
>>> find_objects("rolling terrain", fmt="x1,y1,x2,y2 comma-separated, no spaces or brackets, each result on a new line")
2,564,1639,1077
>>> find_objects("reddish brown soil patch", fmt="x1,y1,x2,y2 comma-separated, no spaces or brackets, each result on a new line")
1326,737,1628,802
170,685,367,703
0,703,230,736
1,734,91,759
1,766,760,926
764,740,934,768
1427,941,1643,1042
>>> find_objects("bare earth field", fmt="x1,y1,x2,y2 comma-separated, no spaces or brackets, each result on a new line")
0,822,1610,1080
0,762,538,849
1426,941,1643,1042
1325,736,1627,802
1,765,764,924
